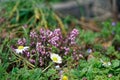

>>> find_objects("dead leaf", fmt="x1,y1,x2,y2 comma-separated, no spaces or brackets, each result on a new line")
102,41,112,49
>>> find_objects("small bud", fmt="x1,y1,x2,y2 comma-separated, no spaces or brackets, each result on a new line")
55,65,60,70
108,74,112,78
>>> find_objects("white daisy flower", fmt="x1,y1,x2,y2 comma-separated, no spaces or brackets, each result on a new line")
100,59,111,67
50,53,62,64
15,46,29,54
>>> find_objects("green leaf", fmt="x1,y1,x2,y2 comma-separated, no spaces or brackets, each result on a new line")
46,68,57,77
112,59,120,68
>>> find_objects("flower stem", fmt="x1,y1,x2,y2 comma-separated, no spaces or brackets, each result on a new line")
42,62,53,73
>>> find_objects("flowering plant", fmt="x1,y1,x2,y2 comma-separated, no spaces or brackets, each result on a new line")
12,28,81,68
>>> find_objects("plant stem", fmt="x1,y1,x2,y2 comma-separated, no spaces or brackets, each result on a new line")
42,62,53,73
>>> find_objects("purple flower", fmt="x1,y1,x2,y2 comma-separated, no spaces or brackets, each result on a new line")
29,59,35,64
64,47,70,55
11,45,16,51
112,22,116,26
39,57,44,66
47,28,63,47
31,49,36,54
40,35,46,41
51,36,59,41
68,29,79,45
48,39,59,47
117,47,120,51
73,50,76,55
30,31,38,38
17,38,26,45
46,52,50,57
39,28,45,35
26,52,30,58
30,42,36,47
36,42,46,55
48,36,60,47
46,30,53,38
39,28,47,41
54,29,61,35
87,48,92,54
71,29,79,36
54,29,62,38
23,50,30,58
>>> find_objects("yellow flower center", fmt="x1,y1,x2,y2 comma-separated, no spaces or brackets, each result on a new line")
103,62,107,64
52,57,58,62
62,76,68,80
18,46,24,50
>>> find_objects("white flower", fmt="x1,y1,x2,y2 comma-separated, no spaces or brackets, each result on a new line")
102,62,111,67
50,53,62,64
55,65,60,70
15,46,29,54
100,59,111,67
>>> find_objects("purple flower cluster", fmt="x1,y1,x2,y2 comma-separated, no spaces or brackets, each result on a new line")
23,50,30,59
29,59,35,64
39,28,47,41
72,49,83,60
68,29,79,45
111,22,116,26
64,47,70,55
13,28,80,67
49,29,62,47
30,31,38,39
38,28,63,47
36,42,46,56
48,29,62,47
17,38,26,45
39,57,44,66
